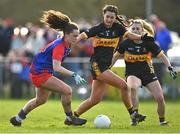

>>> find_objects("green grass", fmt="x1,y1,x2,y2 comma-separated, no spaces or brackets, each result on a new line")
0,99,180,133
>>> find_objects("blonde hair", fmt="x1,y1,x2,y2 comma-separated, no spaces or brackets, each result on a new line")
133,19,154,37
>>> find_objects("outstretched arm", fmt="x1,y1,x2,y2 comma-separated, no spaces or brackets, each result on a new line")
76,32,88,44
126,32,154,41
53,59,87,85
157,52,177,79
53,59,74,76
157,52,171,68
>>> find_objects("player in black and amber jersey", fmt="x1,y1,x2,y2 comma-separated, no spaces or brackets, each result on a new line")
111,19,177,125
73,5,154,124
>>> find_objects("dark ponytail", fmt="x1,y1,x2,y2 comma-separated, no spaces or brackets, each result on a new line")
103,5,118,15
116,15,134,27
40,10,78,34
102,5,133,28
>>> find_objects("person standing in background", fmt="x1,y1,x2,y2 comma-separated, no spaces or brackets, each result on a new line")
150,14,172,85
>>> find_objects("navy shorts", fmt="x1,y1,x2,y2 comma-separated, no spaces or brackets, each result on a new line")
125,70,158,86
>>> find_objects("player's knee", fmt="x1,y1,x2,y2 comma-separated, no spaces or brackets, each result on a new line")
63,86,72,96
156,95,165,104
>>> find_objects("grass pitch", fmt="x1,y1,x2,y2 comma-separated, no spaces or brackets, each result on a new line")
0,99,180,133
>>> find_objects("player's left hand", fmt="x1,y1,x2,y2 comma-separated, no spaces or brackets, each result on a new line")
141,33,154,42
72,72,87,85
168,66,177,79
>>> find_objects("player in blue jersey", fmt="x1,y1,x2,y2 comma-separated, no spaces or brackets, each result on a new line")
10,10,87,126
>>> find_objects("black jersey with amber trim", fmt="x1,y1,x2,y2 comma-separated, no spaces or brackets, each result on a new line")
84,22,127,64
117,39,162,73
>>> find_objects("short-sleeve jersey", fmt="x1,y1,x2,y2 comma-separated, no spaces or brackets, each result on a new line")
117,39,162,73
30,37,71,75
84,22,127,65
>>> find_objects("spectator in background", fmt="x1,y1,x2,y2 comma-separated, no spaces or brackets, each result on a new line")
0,18,14,56
0,20,4,96
18,50,34,98
150,14,172,54
24,25,46,54
7,50,23,98
43,26,58,44
149,14,161,30
155,22,172,54
150,14,172,85
11,29,24,51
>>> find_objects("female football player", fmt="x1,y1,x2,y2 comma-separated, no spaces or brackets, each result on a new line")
73,5,154,124
111,19,177,125
10,10,87,126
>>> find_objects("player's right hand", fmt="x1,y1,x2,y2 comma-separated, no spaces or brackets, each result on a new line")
72,72,87,85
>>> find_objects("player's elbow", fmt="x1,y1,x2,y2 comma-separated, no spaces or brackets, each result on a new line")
53,65,59,72
53,61,61,72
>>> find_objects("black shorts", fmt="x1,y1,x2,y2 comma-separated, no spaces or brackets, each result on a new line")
125,70,158,86
90,60,110,80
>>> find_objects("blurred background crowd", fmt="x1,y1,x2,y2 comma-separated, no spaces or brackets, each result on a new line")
0,0,180,100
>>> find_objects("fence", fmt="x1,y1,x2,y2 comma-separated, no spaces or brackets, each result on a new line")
0,57,180,100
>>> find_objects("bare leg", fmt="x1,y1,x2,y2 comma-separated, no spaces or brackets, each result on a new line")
61,95,72,113
97,70,132,109
41,76,87,126
23,88,51,114
76,69,133,116
75,80,107,116
146,80,166,119
19,76,72,115
41,76,72,113
10,76,87,126
74,70,145,125
10,76,73,126
126,75,142,125
98,70,146,124
127,75,142,110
